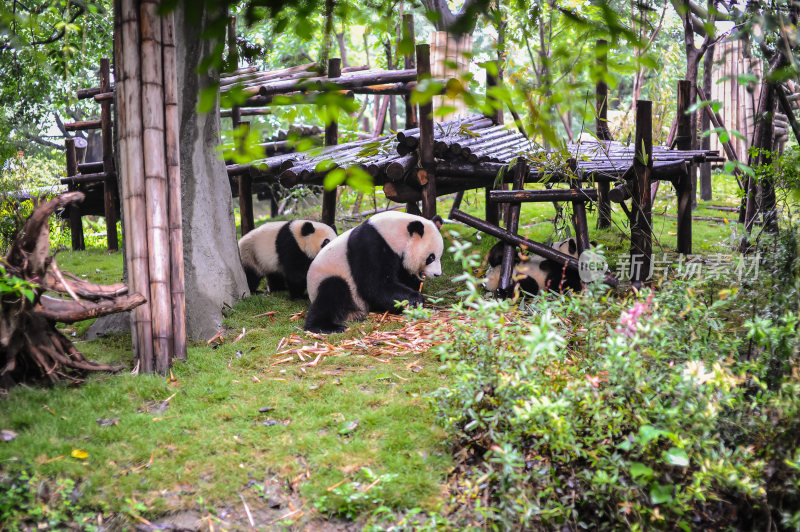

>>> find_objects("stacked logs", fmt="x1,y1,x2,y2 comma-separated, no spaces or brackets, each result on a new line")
0,193,145,384
113,0,186,374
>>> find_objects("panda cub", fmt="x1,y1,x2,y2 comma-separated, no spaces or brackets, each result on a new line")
304,212,444,334
238,220,337,298
483,238,585,295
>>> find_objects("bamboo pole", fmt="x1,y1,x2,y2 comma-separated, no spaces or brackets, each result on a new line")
321,58,341,230
140,0,173,374
116,0,154,372
402,14,417,130
100,58,119,251
162,9,187,361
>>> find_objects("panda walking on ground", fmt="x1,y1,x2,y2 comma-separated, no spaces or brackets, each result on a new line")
304,212,444,334
238,220,337,298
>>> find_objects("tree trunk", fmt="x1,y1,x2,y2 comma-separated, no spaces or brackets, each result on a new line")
174,6,249,340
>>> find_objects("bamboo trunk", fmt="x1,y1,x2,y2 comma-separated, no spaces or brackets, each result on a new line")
162,9,187,360
140,0,173,373
116,0,154,372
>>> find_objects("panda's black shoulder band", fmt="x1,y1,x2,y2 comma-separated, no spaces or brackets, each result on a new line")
301,221,315,236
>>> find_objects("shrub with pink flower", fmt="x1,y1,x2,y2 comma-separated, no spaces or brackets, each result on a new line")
615,292,654,337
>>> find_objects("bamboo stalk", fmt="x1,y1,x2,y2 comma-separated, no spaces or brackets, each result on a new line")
162,9,187,361
116,0,154,372
140,0,172,374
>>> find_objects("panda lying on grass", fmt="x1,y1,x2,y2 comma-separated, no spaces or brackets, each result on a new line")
304,212,444,334
238,220,337,298
483,237,587,296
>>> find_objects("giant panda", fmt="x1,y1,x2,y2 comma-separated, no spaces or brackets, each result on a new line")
304,211,444,334
483,237,585,295
238,220,337,298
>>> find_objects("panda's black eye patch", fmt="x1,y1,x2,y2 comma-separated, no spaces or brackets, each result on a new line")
321,238,330,248
426,253,435,265
407,221,425,238
301,222,315,236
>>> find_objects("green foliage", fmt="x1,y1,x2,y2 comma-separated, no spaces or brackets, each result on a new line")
421,229,800,530
0,0,112,162
0,153,68,252
315,468,399,520
0,264,38,303
0,470,104,531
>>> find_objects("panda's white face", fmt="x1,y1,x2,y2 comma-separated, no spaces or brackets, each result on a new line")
293,221,338,260
368,212,444,281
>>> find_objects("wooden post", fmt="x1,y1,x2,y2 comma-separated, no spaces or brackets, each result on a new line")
65,138,85,251
569,160,591,254
237,121,255,236
630,100,653,287
746,82,777,233
116,0,154,373
484,63,502,226
402,14,417,130
416,44,437,219
699,44,714,201
100,58,119,251
595,40,612,229
161,9,187,361
321,58,340,230
402,14,419,215
675,80,693,254
498,161,528,297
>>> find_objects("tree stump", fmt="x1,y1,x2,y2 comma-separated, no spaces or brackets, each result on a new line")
1,192,145,385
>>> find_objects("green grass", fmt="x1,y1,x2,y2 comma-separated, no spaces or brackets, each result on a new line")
0,178,743,525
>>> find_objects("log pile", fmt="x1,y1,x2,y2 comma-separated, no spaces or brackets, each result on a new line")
0,193,145,385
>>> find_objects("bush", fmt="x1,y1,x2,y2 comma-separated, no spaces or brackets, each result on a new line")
419,230,800,530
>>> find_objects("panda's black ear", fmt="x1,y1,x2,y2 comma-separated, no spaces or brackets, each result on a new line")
431,215,444,230
568,238,577,255
590,240,598,248
407,221,425,238
301,222,315,236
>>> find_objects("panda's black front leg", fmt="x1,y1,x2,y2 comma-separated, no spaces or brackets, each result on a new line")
367,282,424,313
